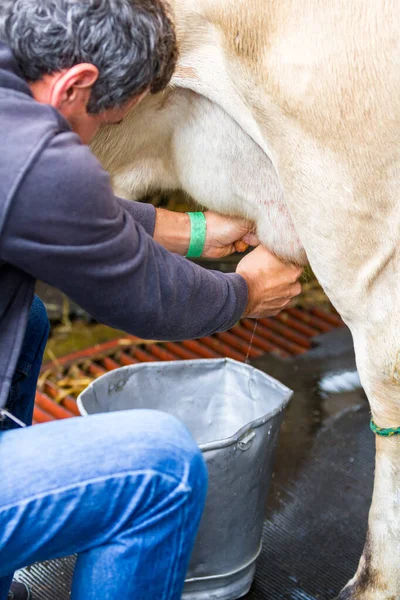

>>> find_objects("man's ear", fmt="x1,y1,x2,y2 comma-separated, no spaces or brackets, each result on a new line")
50,64,99,111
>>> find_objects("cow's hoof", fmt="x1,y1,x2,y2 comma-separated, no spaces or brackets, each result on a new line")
335,586,394,600
334,589,357,600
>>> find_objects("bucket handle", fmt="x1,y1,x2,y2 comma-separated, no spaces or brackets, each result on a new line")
238,430,256,451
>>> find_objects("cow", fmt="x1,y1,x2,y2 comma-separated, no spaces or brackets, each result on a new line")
91,1,400,598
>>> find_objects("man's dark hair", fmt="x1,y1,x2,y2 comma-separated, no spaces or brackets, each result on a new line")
0,0,178,113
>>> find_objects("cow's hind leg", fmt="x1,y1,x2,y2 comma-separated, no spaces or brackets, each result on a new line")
309,244,400,600
336,314,400,600
278,149,400,599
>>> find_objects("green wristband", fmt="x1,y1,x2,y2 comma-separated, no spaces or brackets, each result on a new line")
186,212,207,258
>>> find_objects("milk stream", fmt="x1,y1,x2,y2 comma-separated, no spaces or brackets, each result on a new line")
245,319,258,364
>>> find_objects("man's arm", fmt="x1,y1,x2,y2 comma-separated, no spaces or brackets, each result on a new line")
118,201,191,255
1,132,247,341
118,202,256,259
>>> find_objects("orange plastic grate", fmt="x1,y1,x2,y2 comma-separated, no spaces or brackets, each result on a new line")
33,307,344,424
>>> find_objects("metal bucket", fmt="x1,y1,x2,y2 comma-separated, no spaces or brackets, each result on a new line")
78,358,292,600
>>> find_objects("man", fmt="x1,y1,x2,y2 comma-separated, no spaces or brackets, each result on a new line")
0,1,302,599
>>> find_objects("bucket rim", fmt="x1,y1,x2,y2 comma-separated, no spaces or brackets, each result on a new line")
77,358,293,452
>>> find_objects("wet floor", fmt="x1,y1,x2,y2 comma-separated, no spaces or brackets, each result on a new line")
254,326,367,516
241,326,371,600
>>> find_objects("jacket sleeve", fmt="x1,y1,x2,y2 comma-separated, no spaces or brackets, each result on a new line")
116,197,156,237
1,131,247,340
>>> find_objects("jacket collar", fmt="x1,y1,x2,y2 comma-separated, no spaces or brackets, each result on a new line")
0,41,33,97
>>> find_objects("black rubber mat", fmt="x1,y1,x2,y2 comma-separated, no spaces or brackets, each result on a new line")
246,404,374,600
16,403,374,600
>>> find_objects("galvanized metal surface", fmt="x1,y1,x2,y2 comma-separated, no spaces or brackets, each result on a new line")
34,308,343,424
78,358,292,600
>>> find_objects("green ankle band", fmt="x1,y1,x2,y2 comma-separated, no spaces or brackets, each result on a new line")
186,212,206,258
370,418,400,437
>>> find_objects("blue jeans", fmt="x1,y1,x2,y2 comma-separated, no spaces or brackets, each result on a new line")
0,296,208,600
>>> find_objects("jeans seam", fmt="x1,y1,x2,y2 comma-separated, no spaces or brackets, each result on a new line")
0,469,191,513
14,363,31,377
163,491,189,600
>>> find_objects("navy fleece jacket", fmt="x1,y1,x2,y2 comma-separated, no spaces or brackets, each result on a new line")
0,42,247,408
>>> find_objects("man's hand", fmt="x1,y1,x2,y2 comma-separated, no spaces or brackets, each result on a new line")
237,246,302,318
202,211,258,259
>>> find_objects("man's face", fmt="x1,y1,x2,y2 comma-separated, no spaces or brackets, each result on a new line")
67,96,142,144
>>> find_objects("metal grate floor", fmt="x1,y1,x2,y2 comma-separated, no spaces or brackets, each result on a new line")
34,307,343,423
